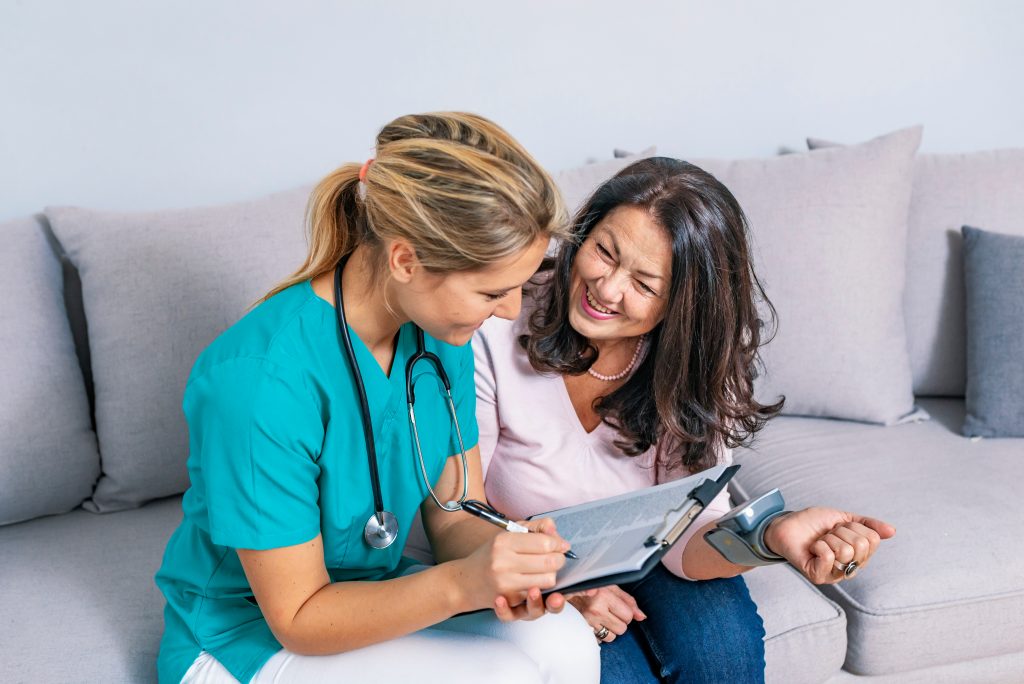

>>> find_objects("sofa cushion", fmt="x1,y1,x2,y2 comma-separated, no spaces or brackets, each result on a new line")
732,398,1024,675
692,127,923,425
0,495,183,683
824,651,1024,684
0,215,100,525
961,226,1024,437
744,563,847,684
808,138,1024,396
46,189,310,512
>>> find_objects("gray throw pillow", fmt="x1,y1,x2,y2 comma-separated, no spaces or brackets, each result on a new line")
0,216,100,525
961,226,1024,438
808,138,1024,396
691,127,923,424
46,188,310,512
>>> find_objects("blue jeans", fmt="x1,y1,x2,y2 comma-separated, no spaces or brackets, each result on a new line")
599,565,765,684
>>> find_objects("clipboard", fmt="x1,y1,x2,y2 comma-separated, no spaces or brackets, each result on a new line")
534,464,739,596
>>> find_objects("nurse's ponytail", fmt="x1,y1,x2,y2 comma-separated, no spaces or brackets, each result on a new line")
259,112,569,303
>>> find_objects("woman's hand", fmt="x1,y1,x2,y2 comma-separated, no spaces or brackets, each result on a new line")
763,507,896,584
565,585,646,643
457,517,572,621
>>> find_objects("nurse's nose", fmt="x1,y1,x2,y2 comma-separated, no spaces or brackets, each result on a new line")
494,288,523,321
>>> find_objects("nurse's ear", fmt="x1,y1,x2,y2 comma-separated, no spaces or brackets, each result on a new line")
385,239,421,284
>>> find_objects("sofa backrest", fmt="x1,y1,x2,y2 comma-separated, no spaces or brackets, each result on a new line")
0,215,100,525
809,140,1024,397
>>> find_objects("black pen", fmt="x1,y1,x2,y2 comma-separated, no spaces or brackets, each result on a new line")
462,499,578,559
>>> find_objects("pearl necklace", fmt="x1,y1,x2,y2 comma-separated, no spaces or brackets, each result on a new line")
588,335,647,382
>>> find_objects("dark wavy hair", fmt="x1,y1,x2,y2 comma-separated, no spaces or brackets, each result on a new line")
520,157,784,473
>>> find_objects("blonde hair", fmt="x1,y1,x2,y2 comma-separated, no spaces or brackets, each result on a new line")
258,112,569,304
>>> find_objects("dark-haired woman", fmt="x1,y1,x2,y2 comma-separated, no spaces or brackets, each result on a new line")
475,157,896,683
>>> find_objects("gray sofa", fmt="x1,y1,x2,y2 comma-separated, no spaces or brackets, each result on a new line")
3,131,1022,683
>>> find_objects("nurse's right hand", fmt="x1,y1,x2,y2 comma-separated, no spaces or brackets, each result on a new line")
458,516,571,622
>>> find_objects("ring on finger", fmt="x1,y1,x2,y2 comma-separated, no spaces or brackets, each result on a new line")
834,560,859,578
594,625,610,641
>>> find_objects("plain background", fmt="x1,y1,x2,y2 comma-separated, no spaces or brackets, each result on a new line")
2,0,1023,221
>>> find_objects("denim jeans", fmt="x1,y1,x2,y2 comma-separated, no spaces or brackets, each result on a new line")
599,564,765,684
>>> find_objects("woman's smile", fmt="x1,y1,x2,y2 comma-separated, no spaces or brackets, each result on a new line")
581,285,620,319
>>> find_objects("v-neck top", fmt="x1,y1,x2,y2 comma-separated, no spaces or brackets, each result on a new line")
154,279,478,684
473,309,732,580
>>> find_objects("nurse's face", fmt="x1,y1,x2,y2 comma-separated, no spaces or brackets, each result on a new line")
399,235,550,346
567,205,672,343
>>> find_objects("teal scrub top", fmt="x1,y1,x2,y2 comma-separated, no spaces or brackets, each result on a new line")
154,280,479,684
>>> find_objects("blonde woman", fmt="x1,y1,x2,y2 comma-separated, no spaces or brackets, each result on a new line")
155,113,600,684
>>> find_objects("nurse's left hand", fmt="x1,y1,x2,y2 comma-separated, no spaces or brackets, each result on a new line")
492,517,569,622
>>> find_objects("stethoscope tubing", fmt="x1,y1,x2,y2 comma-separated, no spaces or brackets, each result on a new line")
333,255,470,549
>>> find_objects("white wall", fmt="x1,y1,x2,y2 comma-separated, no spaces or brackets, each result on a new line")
2,0,1022,222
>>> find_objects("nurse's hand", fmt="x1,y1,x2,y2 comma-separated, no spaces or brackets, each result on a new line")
459,516,571,621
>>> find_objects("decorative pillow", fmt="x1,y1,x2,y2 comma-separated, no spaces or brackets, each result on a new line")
46,188,310,512
808,138,1024,396
690,127,923,424
0,216,100,524
961,226,1024,438
554,147,656,216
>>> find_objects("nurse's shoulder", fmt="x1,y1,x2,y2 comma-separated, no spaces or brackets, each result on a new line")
186,280,327,387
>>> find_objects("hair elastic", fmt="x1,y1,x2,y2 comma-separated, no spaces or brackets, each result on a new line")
359,158,375,182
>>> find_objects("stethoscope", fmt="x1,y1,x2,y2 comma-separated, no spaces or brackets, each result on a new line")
333,255,471,549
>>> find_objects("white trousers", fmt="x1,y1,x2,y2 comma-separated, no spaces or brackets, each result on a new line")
181,606,600,684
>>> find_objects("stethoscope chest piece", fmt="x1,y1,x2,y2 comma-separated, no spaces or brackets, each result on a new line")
363,511,399,549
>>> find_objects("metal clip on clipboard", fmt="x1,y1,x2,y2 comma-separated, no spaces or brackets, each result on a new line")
645,464,740,549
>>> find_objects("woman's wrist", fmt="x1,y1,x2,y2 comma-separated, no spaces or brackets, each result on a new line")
762,512,791,558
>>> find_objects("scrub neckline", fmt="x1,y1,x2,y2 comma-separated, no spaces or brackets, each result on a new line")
303,278,409,381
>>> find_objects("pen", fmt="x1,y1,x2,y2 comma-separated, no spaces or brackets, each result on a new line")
461,499,578,559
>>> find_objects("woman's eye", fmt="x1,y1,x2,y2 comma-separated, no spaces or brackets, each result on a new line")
597,244,614,260
485,291,509,302
636,280,657,296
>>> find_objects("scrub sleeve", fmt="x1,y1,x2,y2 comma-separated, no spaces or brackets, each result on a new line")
158,358,326,683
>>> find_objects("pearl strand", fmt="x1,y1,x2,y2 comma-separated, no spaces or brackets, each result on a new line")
588,334,647,382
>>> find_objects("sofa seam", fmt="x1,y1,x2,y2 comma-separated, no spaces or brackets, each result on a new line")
830,585,1024,618
764,609,846,643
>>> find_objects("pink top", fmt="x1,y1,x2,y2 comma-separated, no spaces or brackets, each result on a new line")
475,312,733,581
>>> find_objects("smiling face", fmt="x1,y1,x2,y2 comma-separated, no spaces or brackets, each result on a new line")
567,205,673,343
396,234,550,346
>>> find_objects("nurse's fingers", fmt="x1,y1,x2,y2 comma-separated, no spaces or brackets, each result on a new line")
494,588,548,622
509,571,560,593
522,518,571,550
493,594,517,622
543,591,566,614
524,517,558,535
499,547,566,576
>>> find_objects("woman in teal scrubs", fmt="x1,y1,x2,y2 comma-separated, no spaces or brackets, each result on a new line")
155,112,600,683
